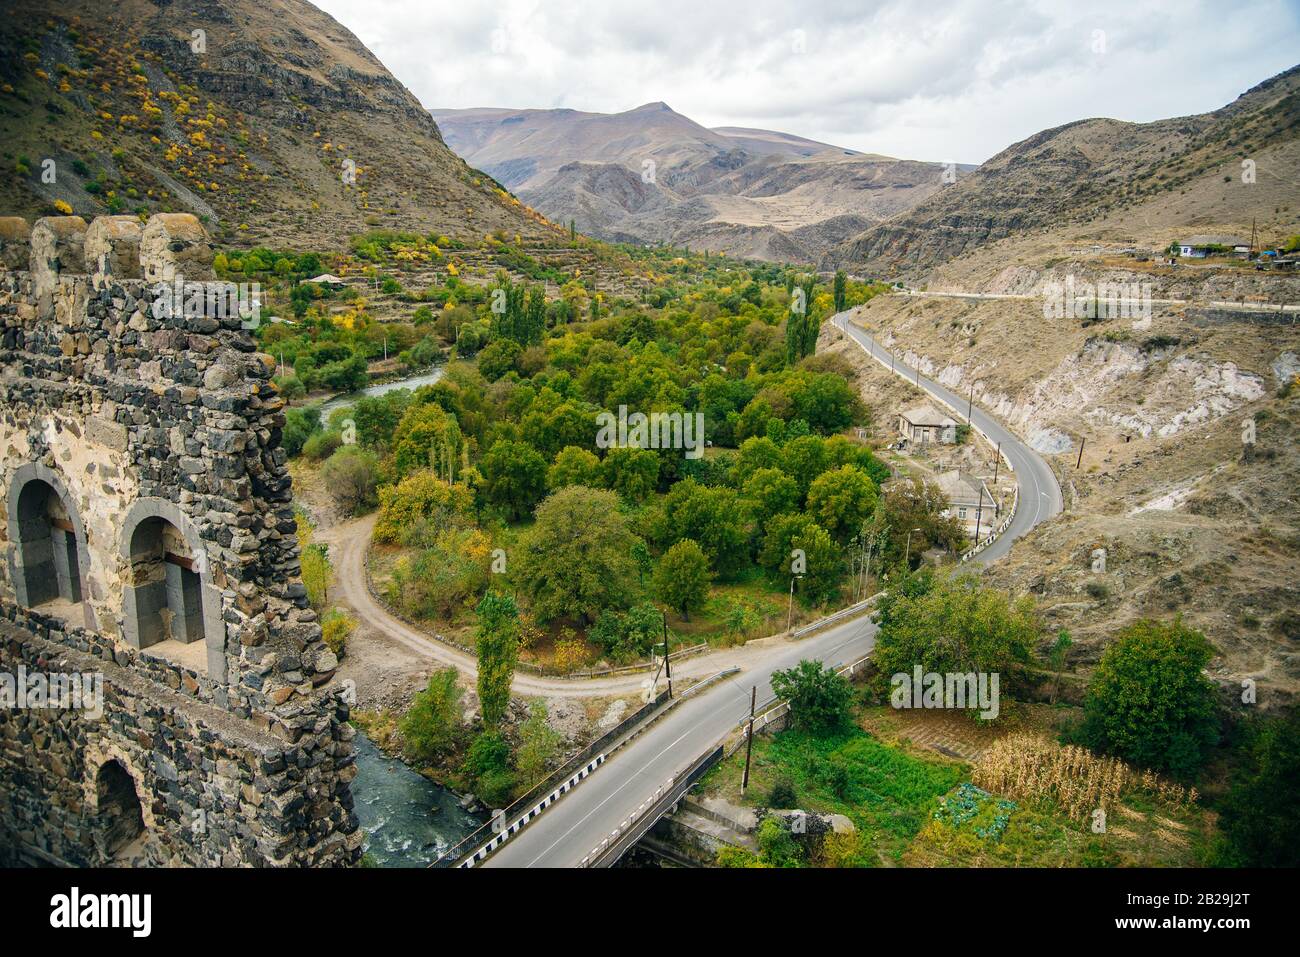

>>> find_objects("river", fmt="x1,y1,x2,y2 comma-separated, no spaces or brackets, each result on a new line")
319,364,446,418
351,733,485,867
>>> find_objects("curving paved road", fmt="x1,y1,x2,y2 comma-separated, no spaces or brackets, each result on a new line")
481,308,1064,867
324,513,881,698
832,310,1062,562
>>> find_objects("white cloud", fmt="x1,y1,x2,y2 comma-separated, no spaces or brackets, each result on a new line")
313,0,1299,163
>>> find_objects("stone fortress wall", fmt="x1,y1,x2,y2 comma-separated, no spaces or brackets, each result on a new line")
0,213,361,866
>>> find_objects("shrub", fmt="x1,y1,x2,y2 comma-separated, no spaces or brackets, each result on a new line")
768,776,797,808
278,403,318,455
387,527,492,619
373,471,474,545
301,429,342,461
320,609,355,656
320,446,380,516
464,730,514,807
770,659,853,733
400,668,463,765
588,602,662,663
515,700,562,787
299,542,332,610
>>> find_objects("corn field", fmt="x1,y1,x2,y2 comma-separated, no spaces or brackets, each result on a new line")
973,733,1198,823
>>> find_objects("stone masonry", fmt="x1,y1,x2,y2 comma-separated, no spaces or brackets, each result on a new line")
0,214,361,866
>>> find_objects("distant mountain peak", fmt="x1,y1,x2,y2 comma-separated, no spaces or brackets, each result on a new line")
631,101,674,113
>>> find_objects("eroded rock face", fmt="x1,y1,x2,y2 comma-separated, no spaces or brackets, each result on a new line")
0,214,360,868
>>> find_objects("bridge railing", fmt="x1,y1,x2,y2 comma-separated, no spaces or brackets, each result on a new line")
578,744,725,868
434,686,673,867
580,650,876,867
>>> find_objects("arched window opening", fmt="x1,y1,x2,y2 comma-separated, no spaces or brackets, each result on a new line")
11,478,84,613
127,516,204,648
95,760,145,862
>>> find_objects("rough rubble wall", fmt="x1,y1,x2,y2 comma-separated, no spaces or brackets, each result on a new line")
0,214,360,866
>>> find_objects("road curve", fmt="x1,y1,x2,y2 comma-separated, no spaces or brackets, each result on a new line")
323,512,880,698
481,308,1063,867
832,310,1063,562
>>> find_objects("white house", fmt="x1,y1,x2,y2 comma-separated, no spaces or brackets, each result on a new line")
898,403,957,444
935,469,996,539
1176,235,1248,259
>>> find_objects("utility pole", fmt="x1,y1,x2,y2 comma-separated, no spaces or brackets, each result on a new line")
741,685,756,793
786,575,801,633
974,489,984,544
993,440,1001,485
905,527,921,567
967,382,974,421
1076,436,1085,470
661,613,673,699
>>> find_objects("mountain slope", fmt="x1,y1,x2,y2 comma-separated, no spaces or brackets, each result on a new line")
0,0,554,249
432,102,961,262
832,64,1300,276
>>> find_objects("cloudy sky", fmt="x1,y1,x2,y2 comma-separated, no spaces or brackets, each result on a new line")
313,0,1299,164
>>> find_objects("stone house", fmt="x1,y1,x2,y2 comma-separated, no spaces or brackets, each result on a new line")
898,403,957,444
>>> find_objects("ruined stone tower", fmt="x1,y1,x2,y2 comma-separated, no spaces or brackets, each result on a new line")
0,213,362,866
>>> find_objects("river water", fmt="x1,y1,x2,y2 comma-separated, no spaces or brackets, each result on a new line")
351,733,485,867
319,365,446,418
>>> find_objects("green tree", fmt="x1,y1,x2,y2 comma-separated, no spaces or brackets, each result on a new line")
654,539,712,620
833,270,847,314
1216,708,1300,866
479,439,548,520
743,467,800,531
731,436,783,486
760,514,841,603
547,446,602,490
475,590,520,729
600,446,660,504
478,338,523,381
770,659,853,732
871,573,1037,703
1079,618,1219,777
400,668,464,764
656,479,750,579
515,487,639,623
806,464,878,542
391,402,465,481
781,434,829,499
